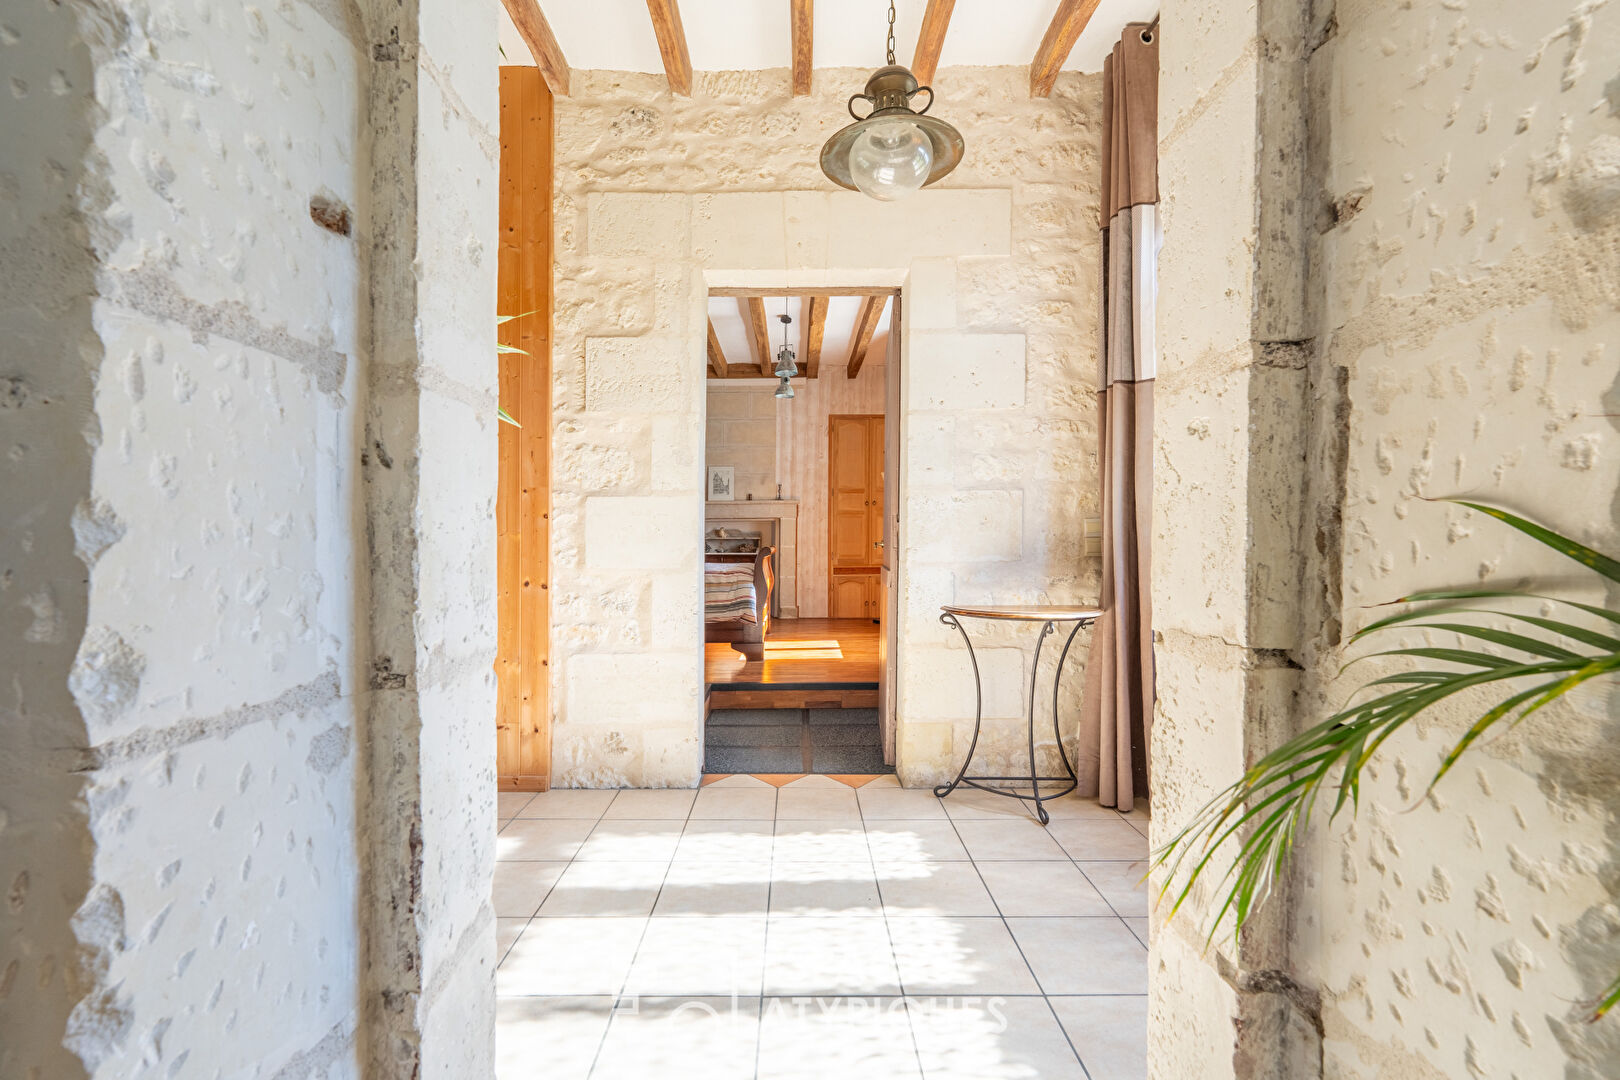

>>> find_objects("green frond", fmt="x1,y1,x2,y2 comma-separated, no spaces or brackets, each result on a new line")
1154,501,1620,1021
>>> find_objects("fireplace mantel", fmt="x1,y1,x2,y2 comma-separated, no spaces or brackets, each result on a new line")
706,500,800,618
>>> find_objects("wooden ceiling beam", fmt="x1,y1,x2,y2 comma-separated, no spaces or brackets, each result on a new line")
802,295,827,379
846,296,886,379
910,0,955,86
791,0,814,95
710,285,900,298
743,297,772,370
645,0,693,96
1030,0,1103,97
706,318,727,379
501,0,571,95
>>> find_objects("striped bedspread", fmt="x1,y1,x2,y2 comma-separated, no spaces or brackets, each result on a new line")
703,561,757,624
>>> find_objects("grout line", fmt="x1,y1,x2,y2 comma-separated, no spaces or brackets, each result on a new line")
856,778,927,1079
942,797,1093,1079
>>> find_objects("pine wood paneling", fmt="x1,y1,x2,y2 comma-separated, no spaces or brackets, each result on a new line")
497,67,553,792
777,342,887,617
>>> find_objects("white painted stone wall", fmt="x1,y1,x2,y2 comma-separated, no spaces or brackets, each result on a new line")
1151,1,1620,1077
552,67,1103,789
706,385,778,501
0,1,500,1075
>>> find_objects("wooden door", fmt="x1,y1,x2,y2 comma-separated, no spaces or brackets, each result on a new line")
879,298,901,763
828,415,876,569
866,417,885,559
495,67,553,792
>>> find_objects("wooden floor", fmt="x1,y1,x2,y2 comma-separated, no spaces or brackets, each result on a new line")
705,618,879,687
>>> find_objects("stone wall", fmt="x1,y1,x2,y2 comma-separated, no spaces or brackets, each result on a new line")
1151,1,1620,1077
0,1,500,1075
552,67,1103,789
705,384,778,502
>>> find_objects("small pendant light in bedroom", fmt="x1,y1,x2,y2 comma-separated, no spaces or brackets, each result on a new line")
773,304,797,399
819,0,964,201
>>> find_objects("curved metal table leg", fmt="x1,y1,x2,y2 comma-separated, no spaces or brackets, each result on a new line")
932,611,980,800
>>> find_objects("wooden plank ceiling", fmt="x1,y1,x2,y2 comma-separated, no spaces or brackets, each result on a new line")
502,1,1103,98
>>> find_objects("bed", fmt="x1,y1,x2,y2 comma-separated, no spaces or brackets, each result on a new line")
704,546,776,645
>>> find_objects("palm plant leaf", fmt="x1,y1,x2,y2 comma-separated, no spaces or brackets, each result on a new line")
1153,498,1620,1022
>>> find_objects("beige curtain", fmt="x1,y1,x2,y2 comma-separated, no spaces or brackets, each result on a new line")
1078,23,1158,811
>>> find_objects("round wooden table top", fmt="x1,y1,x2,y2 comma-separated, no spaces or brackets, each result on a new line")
941,604,1104,622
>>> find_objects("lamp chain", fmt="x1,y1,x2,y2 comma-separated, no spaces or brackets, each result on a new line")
885,0,896,65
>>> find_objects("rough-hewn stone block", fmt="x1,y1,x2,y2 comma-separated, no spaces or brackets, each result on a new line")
588,193,691,259
908,333,1027,411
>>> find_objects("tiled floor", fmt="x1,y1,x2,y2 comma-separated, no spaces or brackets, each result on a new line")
495,776,1150,1080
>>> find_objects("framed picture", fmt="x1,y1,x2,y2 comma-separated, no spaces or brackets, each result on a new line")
707,466,735,501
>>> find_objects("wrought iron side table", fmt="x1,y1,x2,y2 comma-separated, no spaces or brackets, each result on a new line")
933,604,1103,825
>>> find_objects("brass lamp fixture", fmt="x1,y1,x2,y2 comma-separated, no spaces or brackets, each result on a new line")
819,0,964,201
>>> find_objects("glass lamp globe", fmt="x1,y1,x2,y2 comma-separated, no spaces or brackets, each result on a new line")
848,118,934,201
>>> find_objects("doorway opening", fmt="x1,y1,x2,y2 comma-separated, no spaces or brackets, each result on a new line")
699,288,901,776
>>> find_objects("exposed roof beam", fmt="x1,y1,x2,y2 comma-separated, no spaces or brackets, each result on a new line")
846,296,885,379
802,295,827,379
910,0,955,86
645,0,693,96
791,0,814,95
743,297,772,370
1031,0,1102,97
707,318,727,379
501,0,570,95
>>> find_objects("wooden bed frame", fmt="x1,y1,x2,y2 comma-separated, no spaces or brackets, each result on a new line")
704,545,776,646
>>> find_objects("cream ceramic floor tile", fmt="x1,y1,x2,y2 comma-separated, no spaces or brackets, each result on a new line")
654,860,772,917
763,915,901,995
497,792,535,818
600,788,698,820
495,917,527,965
574,820,684,862
756,996,921,1080
950,820,1070,861
537,860,668,917
495,996,613,1080
591,996,761,1080
1004,918,1147,995
624,916,768,997
1039,794,1134,820
496,917,645,996
908,995,1084,1080
887,916,1041,995
770,860,884,916
863,821,971,862
779,775,848,790
937,786,1041,820
875,861,998,917
857,787,950,820
1123,816,1149,839
496,819,596,863
1048,995,1149,1080
492,860,567,917
1046,817,1150,861
676,819,775,862
496,818,512,835
973,860,1113,917
1124,917,1150,947
772,821,871,862
861,775,903,788
775,785,863,820
514,789,618,819
1076,861,1149,916
691,785,779,820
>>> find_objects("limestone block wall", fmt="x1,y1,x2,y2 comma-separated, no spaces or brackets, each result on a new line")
0,1,501,1076
705,384,778,501
1,1,372,1076
1151,1,1620,1077
552,68,1103,788
1302,3,1620,1076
